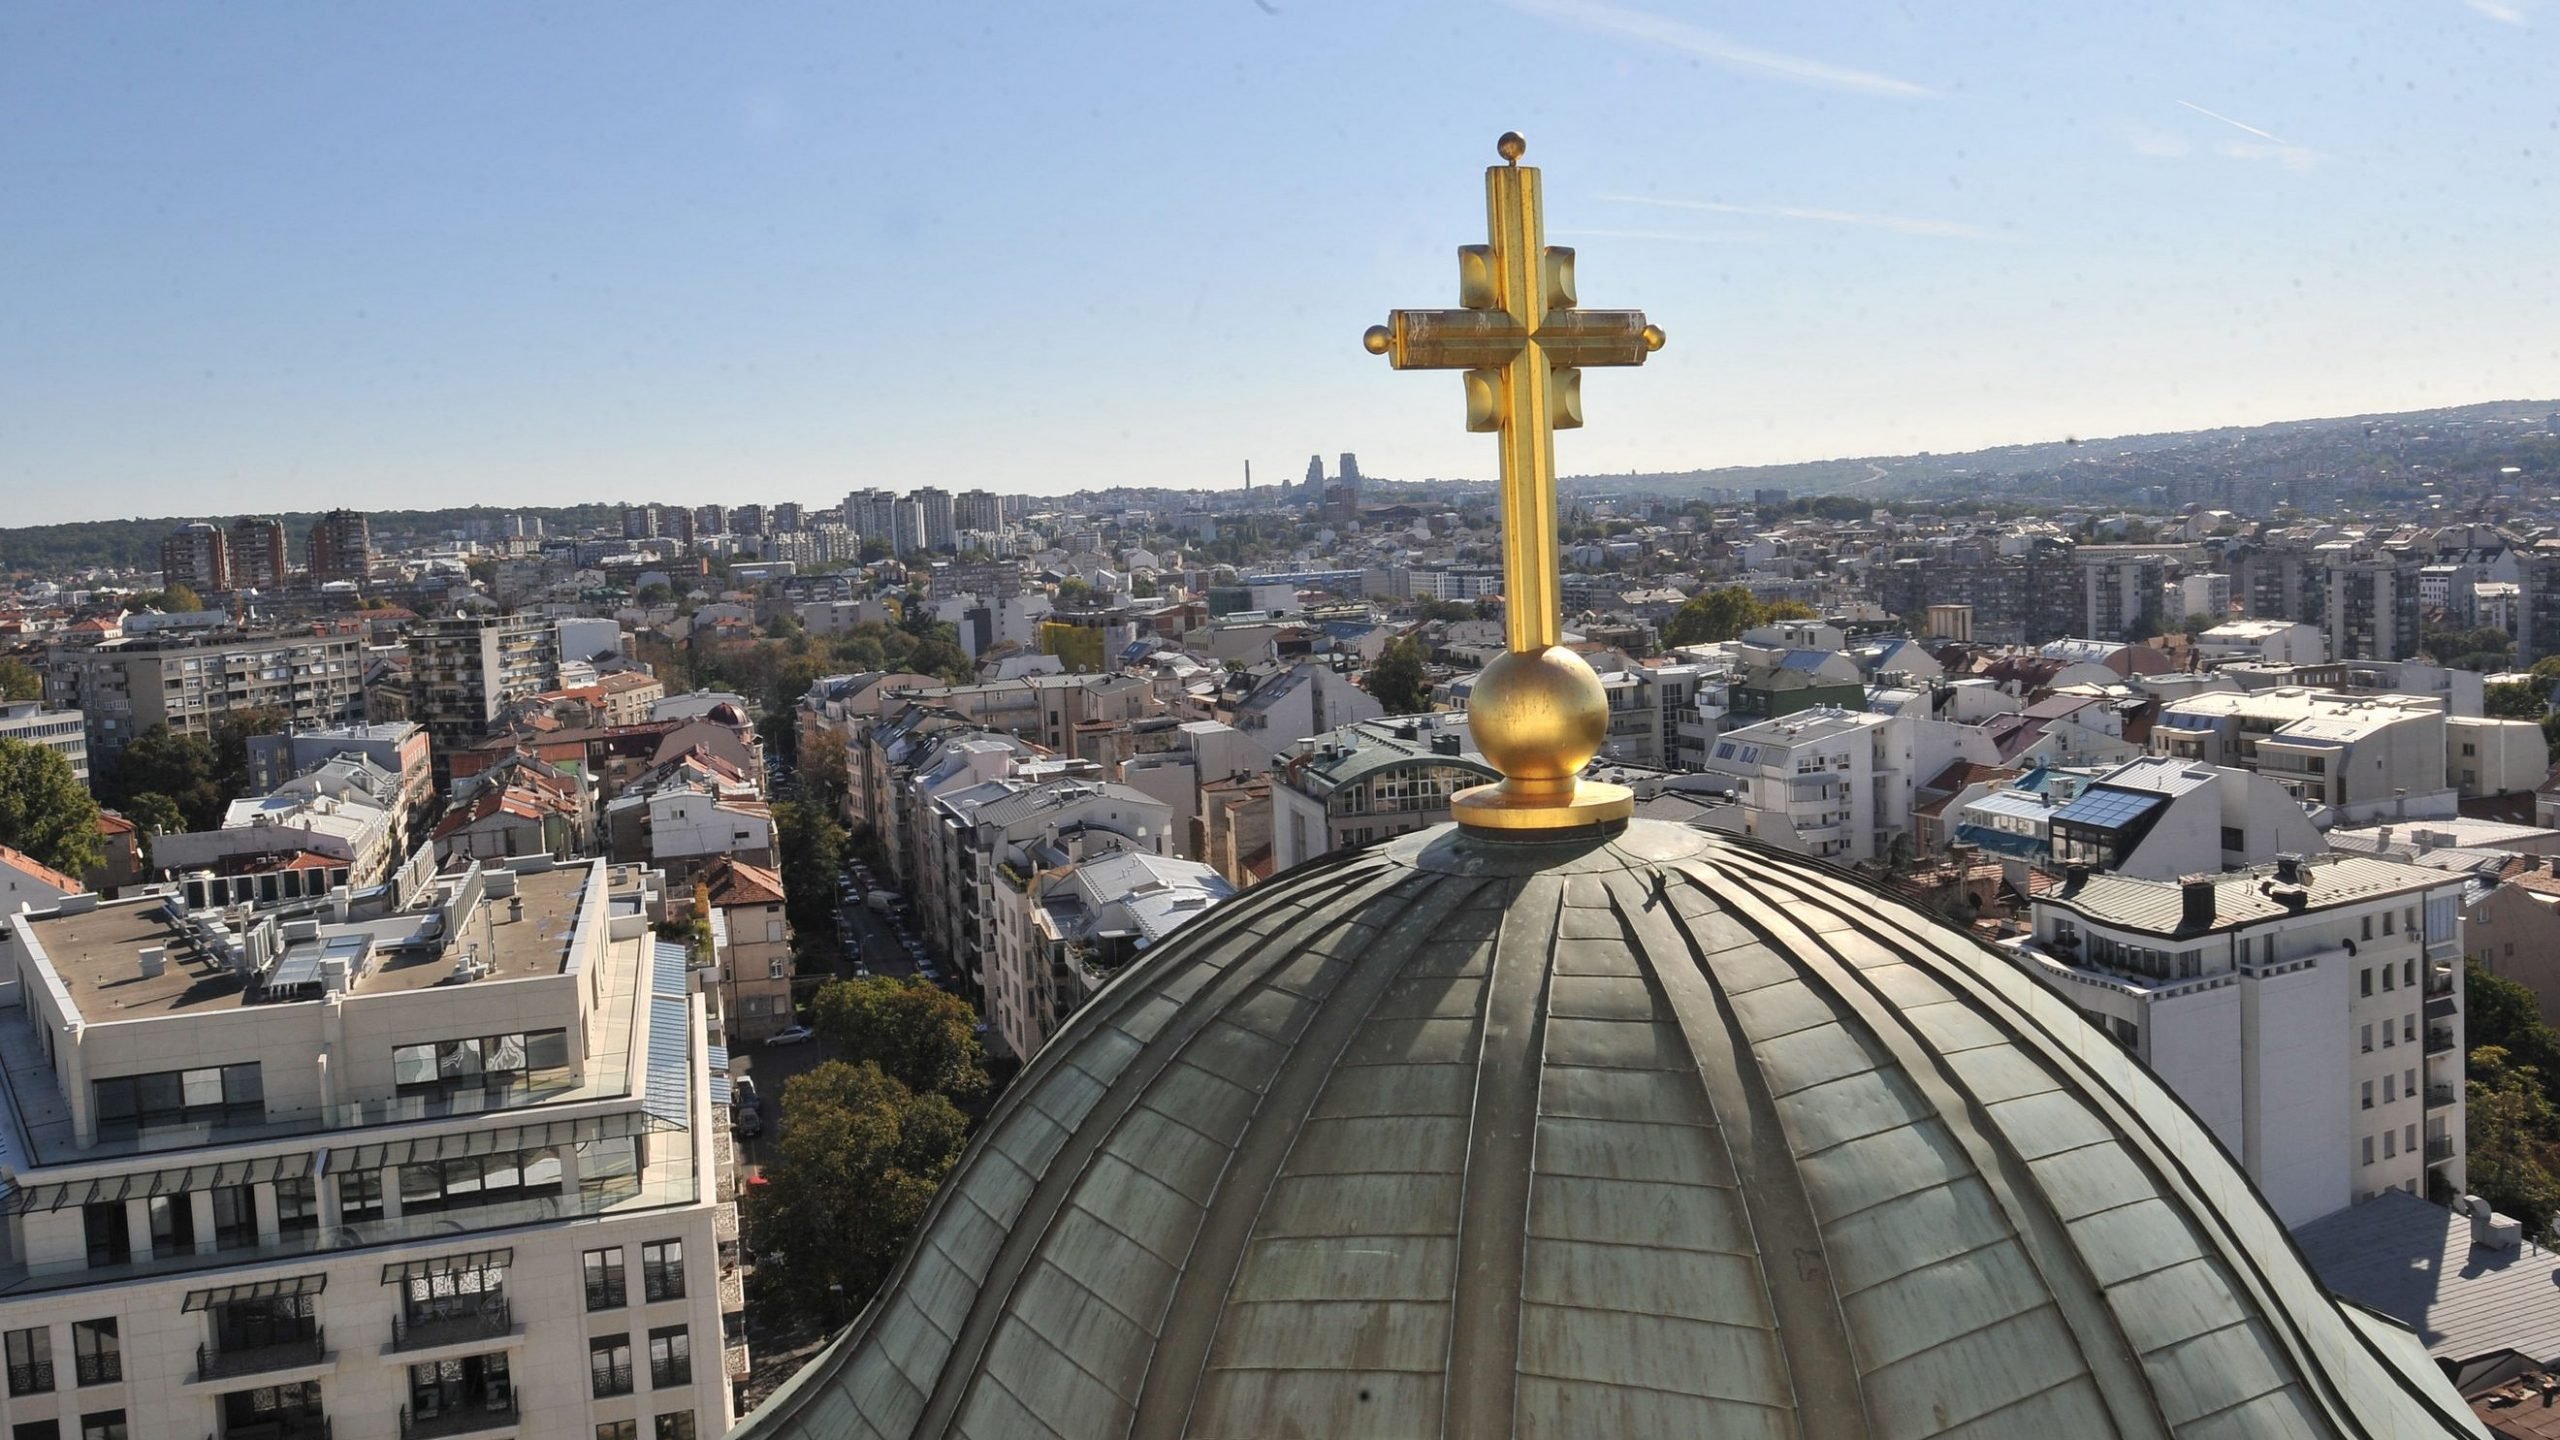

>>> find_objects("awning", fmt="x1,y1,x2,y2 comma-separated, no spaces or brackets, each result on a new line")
8,1152,314,1215
708,1076,733,1107
183,1273,326,1311
644,993,692,1129
652,940,691,999
382,1248,512,1286
325,1109,666,1175
705,1045,730,1075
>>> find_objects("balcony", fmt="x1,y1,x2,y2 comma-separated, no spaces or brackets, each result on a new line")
391,1299,513,1353
197,1327,325,1382
214,1417,329,1440
2426,1136,2457,1164
74,1352,120,1385
2426,965,2455,998
2427,1026,2458,1056
8,1360,52,1395
400,1391,519,1440
2427,1084,2459,1108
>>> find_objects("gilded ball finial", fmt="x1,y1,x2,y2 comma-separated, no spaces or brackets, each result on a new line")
1362,324,1393,356
1641,324,1666,352
1497,131,1527,163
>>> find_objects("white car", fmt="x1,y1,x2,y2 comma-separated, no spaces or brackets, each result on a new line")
763,1025,816,1047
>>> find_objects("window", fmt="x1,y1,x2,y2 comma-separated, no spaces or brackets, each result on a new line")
77,1413,123,1440
767,959,787,980
590,1335,633,1398
2406,1014,2418,1043
598,1426,639,1440
2382,964,2394,992
15,1424,59,1440
2384,1131,2397,1159
2407,1068,2418,1098
409,1354,509,1419
2408,1123,2420,1152
2427,895,2460,943
2361,1023,2373,1053
275,1177,318,1237
642,1240,685,1303
2382,910,2396,936
2360,968,2371,997
585,1248,627,1310
648,1326,691,1388
392,1030,571,1095
81,1204,128,1268
2361,1080,2373,1110
212,1185,257,1250
90,1063,262,1137
339,1168,385,1226
2361,916,2373,942
6,1326,51,1396
2220,826,2244,852
2404,958,2416,987
69,1320,116,1387
397,1148,564,1215
2363,1136,2376,1166
656,1413,697,1440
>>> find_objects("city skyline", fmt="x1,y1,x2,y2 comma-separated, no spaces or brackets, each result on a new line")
5,1,2557,524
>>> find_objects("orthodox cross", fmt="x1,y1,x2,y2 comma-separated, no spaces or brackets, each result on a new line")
1363,132,1665,831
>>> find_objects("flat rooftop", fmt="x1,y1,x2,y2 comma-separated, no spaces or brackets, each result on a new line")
359,866,587,995
20,867,590,1020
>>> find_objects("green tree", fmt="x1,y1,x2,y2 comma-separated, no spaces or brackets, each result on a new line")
1661,585,1807,647
1130,574,1159,599
1055,576,1091,608
2486,681,2547,720
0,657,41,702
1415,598,1473,624
106,723,227,830
2529,655,2560,688
0,739,102,876
810,975,989,1100
118,792,187,869
160,582,203,613
210,705,290,799
1365,636,1431,714
774,800,847,937
2467,1045,2560,1239
801,737,850,816
749,1060,968,1313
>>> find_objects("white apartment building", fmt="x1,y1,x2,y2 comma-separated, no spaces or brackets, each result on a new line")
0,853,743,1440
0,703,89,786
1270,717,1497,871
2011,853,2467,1228
1697,709,1903,864
2194,618,2326,667
986,844,1232,1061
2149,687,2452,825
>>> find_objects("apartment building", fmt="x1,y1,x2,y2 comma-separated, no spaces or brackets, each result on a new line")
161,522,233,596
45,629,367,769
698,860,792,1044
0,702,90,785
229,518,290,593
1268,716,1497,870
985,844,1231,1060
923,776,1170,995
2043,756,2324,881
2149,687,2451,824
2012,854,2468,1227
408,618,561,779
1697,708,1910,864
0,855,744,1440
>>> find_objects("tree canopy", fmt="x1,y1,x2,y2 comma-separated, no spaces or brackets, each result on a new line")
2486,681,2548,721
0,739,101,877
102,724,228,831
1661,586,1818,648
1365,636,1431,714
2464,961,2560,1236
774,800,847,938
747,1060,969,1314
0,658,41,703
810,974,989,1101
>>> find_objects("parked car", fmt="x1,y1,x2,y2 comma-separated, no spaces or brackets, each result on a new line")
763,1025,816,1048
733,1107,763,1139
732,1074,760,1108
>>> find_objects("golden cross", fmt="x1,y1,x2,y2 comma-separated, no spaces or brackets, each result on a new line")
1364,132,1664,832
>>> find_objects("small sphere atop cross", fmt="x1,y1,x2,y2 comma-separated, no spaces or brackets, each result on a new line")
1497,131,1527,163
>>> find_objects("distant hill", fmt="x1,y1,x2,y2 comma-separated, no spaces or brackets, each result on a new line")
1558,398,2560,505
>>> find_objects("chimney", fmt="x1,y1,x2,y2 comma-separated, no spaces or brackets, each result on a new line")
2061,864,2090,897
2181,877,2216,931
2273,853,2303,884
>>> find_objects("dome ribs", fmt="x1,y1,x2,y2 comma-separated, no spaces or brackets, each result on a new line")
1682,851,2165,1439
917,846,1418,1440
1701,844,2465,1439
1126,866,1511,1440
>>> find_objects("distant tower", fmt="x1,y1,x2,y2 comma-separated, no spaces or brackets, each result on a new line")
1304,454,1324,500
228,516,289,591
307,509,372,584
1243,459,1251,491
160,521,231,596
1339,453,1361,506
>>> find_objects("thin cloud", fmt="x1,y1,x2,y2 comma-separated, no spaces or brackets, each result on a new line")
1597,193,1997,241
1550,227,1774,244
2176,99,2286,144
2127,127,2193,158
1503,0,1934,99
2218,140,2325,171
2468,0,2529,24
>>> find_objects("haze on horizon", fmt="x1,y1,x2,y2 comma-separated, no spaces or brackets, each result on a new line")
3,1,2554,525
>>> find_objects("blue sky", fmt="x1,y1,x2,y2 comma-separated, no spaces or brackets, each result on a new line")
2,1,2554,523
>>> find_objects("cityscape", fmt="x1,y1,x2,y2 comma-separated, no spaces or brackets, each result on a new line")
8,1,2560,1436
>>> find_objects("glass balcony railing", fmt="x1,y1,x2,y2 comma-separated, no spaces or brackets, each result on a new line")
2426,1136,2457,1163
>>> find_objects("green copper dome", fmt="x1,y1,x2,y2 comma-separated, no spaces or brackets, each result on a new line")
736,820,2480,1438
